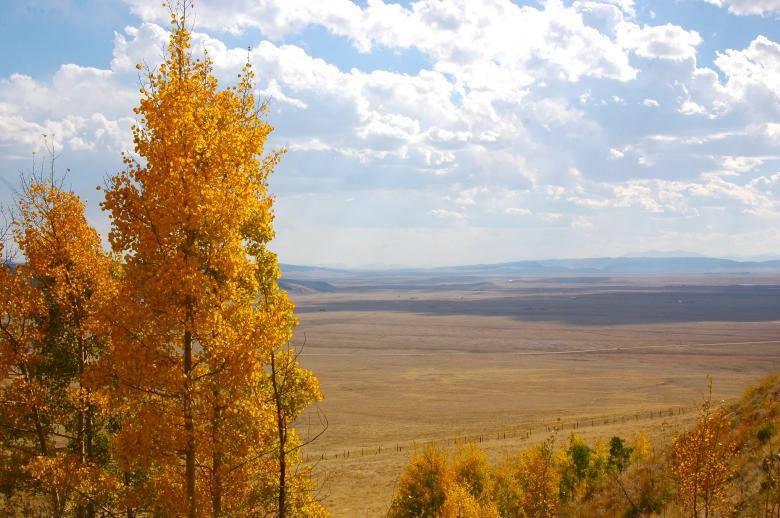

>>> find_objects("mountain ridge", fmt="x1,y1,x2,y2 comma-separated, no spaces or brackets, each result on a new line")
280,256,780,276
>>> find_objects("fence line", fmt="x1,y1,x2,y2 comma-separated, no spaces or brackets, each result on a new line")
303,405,699,463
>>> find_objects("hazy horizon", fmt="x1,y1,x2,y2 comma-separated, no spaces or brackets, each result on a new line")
283,250,780,270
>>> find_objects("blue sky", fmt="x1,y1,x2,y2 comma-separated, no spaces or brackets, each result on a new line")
1,0,779,266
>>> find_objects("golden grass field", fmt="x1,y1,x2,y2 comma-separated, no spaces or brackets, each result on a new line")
290,274,780,516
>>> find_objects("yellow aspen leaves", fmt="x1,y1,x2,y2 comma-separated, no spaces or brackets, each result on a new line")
99,3,323,516
0,179,117,516
1,3,323,516
671,385,736,517
632,430,651,463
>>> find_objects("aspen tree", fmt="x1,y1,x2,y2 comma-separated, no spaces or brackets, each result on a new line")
671,379,736,517
0,176,117,516
101,2,324,515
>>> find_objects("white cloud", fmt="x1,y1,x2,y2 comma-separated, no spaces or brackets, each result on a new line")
124,0,366,41
748,172,780,190
0,67,136,156
721,156,764,173
257,79,308,109
111,23,170,72
570,215,594,231
688,173,774,206
600,0,636,17
454,186,488,206
714,36,780,110
766,123,780,142
429,208,465,220
126,0,639,82
0,66,134,121
679,100,708,115
539,212,566,222
505,207,532,215
618,23,702,61
2,1,780,264
704,0,780,15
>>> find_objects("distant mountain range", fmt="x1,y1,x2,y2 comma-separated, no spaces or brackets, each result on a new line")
443,257,780,275
623,250,780,261
621,249,707,258
281,256,780,278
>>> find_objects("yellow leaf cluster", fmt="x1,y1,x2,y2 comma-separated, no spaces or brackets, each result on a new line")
96,5,324,516
390,440,560,518
671,405,736,516
1,3,324,516
632,430,651,463
1,179,119,515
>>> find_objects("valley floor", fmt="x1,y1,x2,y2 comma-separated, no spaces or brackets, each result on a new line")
292,276,780,516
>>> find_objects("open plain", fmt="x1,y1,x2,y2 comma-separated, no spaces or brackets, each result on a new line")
289,271,780,516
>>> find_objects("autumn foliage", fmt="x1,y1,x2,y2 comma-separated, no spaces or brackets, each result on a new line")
0,177,119,515
671,380,736,516
2,2,778,517
388,375,779,518
0,3,323,517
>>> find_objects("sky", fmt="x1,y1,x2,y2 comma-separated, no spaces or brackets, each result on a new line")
1,0,779,267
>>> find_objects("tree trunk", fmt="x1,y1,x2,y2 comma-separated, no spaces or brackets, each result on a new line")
86,405,95,518
271,354,286,518
21,362,62,514
211,386,222,518
123,472,136,518
184,328,197,518
77,337,87,518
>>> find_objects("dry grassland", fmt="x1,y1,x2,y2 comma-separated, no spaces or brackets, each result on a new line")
291,275,780,516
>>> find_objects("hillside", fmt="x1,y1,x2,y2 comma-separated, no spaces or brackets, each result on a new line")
386,374,779,517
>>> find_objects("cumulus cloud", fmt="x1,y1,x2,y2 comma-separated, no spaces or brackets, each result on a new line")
766,123,780,142
618,23,702,61
721,156,764,173
679,100,708,115
0,67,136,157
714,35,780,115
704,0,780,16
125,0,639,81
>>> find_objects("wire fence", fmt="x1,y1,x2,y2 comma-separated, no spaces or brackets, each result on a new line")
303,405,699,463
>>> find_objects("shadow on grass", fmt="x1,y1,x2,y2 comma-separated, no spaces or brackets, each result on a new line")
295,285,780,326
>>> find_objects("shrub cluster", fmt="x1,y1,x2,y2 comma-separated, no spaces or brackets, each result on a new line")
389,374,779,517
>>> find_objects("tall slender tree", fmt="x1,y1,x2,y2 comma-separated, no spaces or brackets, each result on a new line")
265,346,324,517
101,3,324,515
0,175,117,516
671,379,736,517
